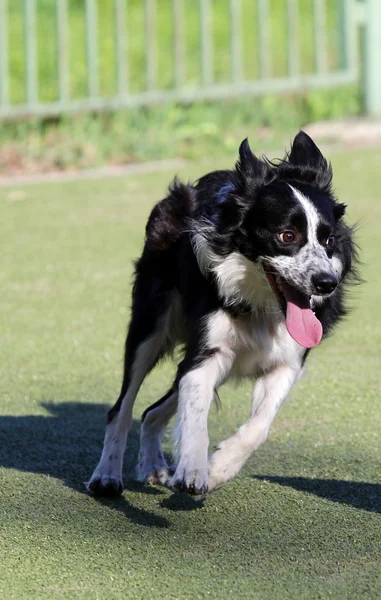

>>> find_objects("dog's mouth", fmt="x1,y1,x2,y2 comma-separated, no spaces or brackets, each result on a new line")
265,268,323,349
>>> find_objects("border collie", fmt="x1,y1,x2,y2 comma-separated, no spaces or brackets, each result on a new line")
88,131,358,497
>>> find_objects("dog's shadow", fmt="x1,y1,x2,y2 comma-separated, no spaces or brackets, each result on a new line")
0,401,138,485
2,403,380,518
253,475,381,514
0,401,174,527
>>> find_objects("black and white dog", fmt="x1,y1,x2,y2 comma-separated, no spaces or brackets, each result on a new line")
88,131,357,497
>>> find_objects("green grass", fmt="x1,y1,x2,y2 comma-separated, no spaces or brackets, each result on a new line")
1,145,381,599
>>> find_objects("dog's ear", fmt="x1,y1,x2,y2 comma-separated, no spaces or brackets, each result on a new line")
288,131,332,189
214,197,243,233
288,131,327,170
211,182,244,233
236,138,271,182
333,202,347,220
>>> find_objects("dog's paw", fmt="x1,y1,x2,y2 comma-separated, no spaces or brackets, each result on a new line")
208,438,248,491
87,474,123,498
207,444,228,492
136,452,174,487
171,468,208,496
137,465,174,487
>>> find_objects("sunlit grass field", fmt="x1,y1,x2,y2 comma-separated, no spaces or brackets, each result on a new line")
1,145,380,598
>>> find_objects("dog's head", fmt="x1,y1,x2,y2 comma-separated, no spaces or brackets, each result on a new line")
194,131,356,348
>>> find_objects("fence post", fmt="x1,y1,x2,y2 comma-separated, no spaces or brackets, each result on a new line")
363,0,381,115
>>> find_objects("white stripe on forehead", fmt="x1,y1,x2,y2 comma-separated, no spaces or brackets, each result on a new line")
288,184,320,245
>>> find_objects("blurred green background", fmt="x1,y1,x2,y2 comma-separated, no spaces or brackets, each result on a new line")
7,0,344,101
0,0,365,173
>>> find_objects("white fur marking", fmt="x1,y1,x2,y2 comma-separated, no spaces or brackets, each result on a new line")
172,346,235,492
289,185,320,247
332,255,343,279
172,307,305,492
88,313,173,492
137,390,178,485
193,233,278,312
265,186,337,296
208,364,300,490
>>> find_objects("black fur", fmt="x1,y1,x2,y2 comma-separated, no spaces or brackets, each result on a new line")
109,131,358,421
90,132,359,498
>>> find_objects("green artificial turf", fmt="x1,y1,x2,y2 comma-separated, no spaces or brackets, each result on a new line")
1,146,381,599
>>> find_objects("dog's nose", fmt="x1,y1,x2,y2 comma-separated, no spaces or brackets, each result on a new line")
311,272,338,295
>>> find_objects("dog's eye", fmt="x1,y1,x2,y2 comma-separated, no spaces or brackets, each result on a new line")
326,234,335,247
278,231,296,243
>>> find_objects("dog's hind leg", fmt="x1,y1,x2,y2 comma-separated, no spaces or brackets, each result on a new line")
87,268,175,497
87,325,170,497
208,363,301,491
137,387,178,486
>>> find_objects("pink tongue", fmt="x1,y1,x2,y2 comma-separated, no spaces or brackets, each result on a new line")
282,281,323,348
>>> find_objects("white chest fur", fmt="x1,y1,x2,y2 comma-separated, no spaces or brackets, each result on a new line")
206,309,304,380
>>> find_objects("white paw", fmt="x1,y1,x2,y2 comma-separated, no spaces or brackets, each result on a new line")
208,438,249,491
171,465,208,495
87,473,123,497
138,467,173,486
136,451,173,486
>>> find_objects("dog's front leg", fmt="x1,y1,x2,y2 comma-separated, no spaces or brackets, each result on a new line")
171,351,233,495
208,363,301,491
